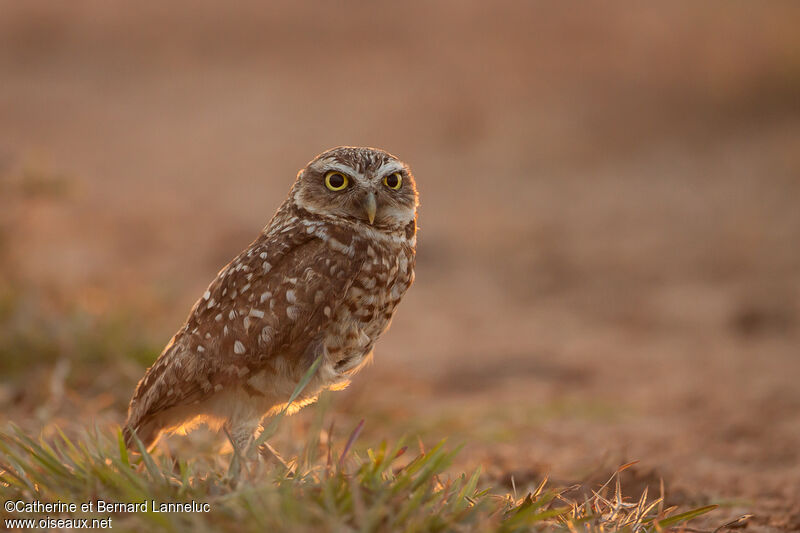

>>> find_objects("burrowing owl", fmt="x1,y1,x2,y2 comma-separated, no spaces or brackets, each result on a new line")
124,147,417,451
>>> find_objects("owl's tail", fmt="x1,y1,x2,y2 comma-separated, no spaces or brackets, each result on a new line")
123,415,161,451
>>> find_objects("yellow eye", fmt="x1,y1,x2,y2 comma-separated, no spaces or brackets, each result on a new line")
324,171,349,191
383,172,402,190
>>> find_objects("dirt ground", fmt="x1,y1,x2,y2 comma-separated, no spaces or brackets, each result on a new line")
1,2,799,531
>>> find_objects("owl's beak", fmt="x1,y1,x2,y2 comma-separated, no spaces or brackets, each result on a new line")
363,191,377,225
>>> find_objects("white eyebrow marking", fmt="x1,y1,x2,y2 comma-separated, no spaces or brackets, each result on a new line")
325,163,357,175
375,160,404,177
311,159,356,176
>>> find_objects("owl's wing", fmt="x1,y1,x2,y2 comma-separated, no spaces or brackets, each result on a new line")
125,222,365,444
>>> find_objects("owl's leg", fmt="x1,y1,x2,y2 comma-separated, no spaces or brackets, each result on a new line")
226,418,288,466
225,418,259,457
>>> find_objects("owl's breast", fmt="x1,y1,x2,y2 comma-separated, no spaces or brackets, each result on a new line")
322,237,415,377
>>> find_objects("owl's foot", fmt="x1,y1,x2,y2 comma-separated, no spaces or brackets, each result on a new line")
257,441,290,469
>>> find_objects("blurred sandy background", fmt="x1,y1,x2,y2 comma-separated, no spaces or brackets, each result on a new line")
1,2,799,530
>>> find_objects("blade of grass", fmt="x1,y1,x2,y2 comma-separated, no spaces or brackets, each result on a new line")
655,504,718,528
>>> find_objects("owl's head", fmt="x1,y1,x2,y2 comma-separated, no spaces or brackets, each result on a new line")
291,147,418,232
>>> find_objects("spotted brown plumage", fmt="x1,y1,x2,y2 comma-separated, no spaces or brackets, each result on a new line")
124,147,418,451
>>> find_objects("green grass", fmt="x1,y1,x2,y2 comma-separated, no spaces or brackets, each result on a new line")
0,418,718,532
